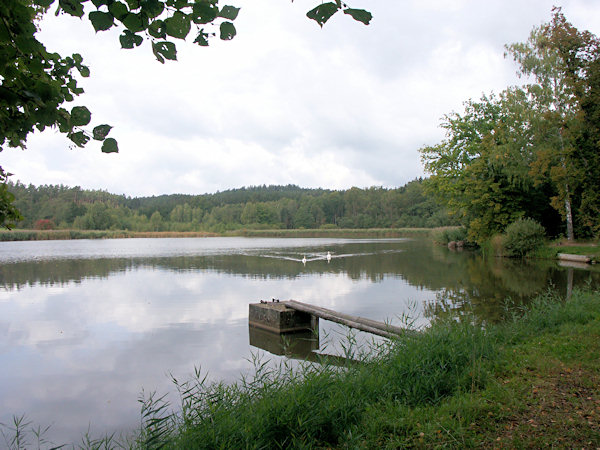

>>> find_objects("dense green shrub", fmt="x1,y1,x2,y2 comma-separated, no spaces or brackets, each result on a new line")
503,218,546,257
431,226,468,245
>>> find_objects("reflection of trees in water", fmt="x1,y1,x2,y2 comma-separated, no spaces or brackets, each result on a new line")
424,255,600,323
423,256,553,323
2,239,598,325
0,258,135,290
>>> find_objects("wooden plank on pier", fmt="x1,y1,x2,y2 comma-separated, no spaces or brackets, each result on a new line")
285,300,405,339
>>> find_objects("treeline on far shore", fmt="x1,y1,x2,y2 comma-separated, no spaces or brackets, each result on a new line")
0,227,435,242
6,179,456,234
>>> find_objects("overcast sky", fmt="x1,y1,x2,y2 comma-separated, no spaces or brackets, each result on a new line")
3,0,600,197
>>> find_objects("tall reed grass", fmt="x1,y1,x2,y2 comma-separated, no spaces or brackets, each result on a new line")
227,228,432,239
130,316,496,449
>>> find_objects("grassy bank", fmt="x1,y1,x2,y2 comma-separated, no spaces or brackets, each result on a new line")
0,228,431,242
141,288,600,448
132,289,599,448
3,288,599,448
535,242,600,263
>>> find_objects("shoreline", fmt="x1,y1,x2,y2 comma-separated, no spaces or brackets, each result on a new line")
0,227,434,241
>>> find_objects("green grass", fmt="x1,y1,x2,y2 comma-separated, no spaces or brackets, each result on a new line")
533,241,600,262
351,288,600,448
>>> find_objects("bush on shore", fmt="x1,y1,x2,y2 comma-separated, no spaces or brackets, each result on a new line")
502,218,546,257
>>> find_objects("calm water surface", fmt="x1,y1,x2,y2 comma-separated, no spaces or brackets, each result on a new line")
0,237,598,445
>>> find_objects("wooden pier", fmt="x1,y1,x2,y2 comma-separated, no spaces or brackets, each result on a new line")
248,300,404,339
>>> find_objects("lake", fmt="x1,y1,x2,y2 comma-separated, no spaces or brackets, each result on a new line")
0,237,598,445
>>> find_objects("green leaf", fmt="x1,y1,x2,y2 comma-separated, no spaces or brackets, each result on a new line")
68,131,90,147
89,11,114,32
77,64,90,77
14,36,38,54
152,41,177,63
57,109,70,132
219,5,240,20
194,29,209,46
122,12,148,32
148,20,166,39
165,11,191,39
93,124,113,140
192,2,217,24
119,30,144,48
59,0,85,17
70,106,91,126
140,0,164,18
126,0,140,10
306,2,339,28
34,0,55,7
219,21,236,40
343,8,372,25
108,1,129,20
101,137,119,153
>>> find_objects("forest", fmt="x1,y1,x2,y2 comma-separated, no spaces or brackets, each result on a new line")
7,178,455,232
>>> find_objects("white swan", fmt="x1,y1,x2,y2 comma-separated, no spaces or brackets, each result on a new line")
302,255,307,265
326,251,331,262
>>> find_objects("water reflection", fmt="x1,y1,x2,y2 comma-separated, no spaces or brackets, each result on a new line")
248,326,319,358
0,237,598,445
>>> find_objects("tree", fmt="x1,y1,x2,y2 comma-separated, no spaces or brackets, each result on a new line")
420,90,560,241
505,7,600,240
421,9,600,242
149,210,163,231
0,168,22,228
0,0,372,227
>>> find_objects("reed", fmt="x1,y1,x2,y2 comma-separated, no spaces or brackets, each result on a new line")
227,227,432,238
131,310,496,448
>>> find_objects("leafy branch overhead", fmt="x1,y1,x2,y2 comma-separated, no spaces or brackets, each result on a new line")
306,2,372,27
0,0,371,227
1,0,371,150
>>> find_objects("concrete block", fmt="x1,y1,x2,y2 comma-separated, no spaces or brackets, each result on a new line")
249,302,318,333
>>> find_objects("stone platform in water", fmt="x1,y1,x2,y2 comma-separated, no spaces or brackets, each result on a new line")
248,301,319,334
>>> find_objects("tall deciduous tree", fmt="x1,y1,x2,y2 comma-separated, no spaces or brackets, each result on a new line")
505,7,599,240
420,90,560,241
